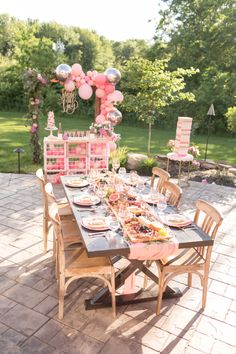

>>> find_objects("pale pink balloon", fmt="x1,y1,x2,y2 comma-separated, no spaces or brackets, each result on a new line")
88,79,94,86
109,141,117,152
108,90,124,103
95,114,106,124
80,79,86,84
94,74,107,86
76,81,81,88
64,79,75,92
75,77,81,82
87,70,92,76
80,72,85,78
96,88,105,98
71,63,82,76
78,83,93,100
105,83,115,94
85,75,90,81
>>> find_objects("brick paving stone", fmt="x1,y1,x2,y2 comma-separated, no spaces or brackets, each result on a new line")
188,331,214,353
49,326,104,354
230,300,236,312
197,315,236,347
202,292,231,321
0,322,9,334
225,284,236,300
0,260,15,275
210,340,236,354
0,294,17,315
99,335,159,354
4,283,47,308
33,278,53,292
34,319,64,343
0,275,16,293
34,296,58,315
2,328,27,345
225,310,236,327
0,338,22,354
21,336,55,354
160,305,201,340
209,279,227,296
0,303,48,336
160,334,189,354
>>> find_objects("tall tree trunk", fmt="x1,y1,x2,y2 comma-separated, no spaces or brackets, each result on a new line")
148,120,152,154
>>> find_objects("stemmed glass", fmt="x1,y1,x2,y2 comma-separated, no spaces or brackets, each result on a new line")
106,216,120,245
112,158,120,174
118,167,126,179
156,196,167,218
135,179,145,202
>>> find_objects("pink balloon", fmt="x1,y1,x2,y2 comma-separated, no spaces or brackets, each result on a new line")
95,114,106,124
105,83,115,94
87,70,92,76
71,63,82,76
85,75,90,81
64,79,75,92
109,141,117,152
80,79,86,84
78,83,93,100
108,90,124,103
88,79,94,86
94,74,107,86
96,88,105,98
76,81,81,88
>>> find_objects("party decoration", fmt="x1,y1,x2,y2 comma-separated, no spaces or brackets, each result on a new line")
71,63,82,76
64,79,75,92
94,74,107,86
95,114,106,124
95,88,105,98
105,68,121,84
107,90,124,103
55,64,72,81
109,141,117,152
107,109,123,126
78,83,93,100
61,89,78,114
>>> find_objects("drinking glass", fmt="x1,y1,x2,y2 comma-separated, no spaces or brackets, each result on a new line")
106,216,120,245
118,167,126,178
112,158,120,173
157,196,167,216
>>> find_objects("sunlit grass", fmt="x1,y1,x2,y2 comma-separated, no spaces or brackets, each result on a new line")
0,111,235,173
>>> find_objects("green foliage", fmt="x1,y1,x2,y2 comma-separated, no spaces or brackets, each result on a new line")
226,106,236,133
152,0,236,132
137,157,158,176
110,146,129,167
112,39,149,64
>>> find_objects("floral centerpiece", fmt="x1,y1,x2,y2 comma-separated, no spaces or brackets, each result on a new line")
89,121,121,143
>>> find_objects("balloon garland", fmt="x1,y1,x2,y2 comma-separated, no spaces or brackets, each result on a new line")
55,63,124,150
55,63,124,126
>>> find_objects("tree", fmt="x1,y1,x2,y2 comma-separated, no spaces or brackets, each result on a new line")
120,57,197,153
112,39,149,64
152,0,236,132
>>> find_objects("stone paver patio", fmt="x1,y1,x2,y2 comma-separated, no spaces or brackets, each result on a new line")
0,172,236,354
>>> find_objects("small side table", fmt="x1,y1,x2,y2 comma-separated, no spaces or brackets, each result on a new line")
166,152,193,186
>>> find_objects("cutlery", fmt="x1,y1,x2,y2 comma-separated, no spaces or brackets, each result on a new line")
77,208,96,212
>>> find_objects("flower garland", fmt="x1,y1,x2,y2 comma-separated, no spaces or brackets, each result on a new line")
23,69,47,163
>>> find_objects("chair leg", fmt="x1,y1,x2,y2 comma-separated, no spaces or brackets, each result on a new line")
58,275,65,320
43,214,49,254
156,270,165,315
187,273,192,287
202,268,210,308
111,272,116,318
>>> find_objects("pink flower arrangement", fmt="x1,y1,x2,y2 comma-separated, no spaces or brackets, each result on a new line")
167,139,200,158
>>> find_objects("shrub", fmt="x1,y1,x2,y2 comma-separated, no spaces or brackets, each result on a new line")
109,146,129,168
226,106,236,133
137,157,158,176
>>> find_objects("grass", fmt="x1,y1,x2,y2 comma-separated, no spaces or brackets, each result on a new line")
0,110,236,173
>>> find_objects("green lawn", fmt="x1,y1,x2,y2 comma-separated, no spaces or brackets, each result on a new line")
0,111,235,173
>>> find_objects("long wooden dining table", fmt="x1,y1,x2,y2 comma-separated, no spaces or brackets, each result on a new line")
61,175,214,310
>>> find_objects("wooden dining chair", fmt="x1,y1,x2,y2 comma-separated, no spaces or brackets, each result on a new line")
44,182,83,254
161,180,182,207
36,170,73,251
151,167,170,193
49,203,116,320
155,199,223,315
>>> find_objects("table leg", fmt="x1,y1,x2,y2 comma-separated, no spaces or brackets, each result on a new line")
84,260,182,310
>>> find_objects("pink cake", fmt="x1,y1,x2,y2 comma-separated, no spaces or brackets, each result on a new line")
47,111,55,130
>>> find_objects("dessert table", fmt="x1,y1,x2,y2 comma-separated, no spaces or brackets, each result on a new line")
60,175,213,310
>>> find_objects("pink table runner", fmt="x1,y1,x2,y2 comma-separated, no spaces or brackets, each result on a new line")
123,238,179,294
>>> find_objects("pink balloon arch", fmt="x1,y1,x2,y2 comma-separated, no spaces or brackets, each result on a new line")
55,63,124,149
